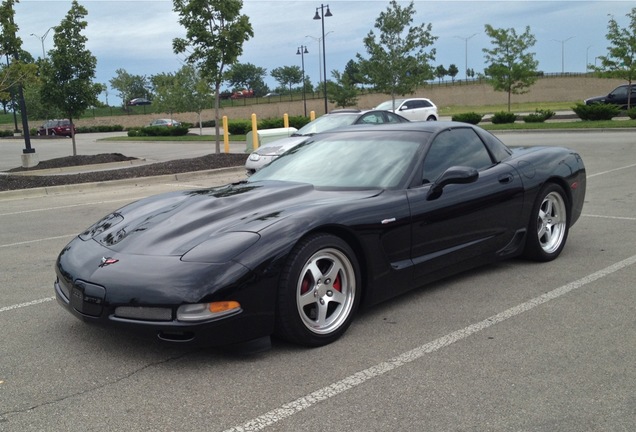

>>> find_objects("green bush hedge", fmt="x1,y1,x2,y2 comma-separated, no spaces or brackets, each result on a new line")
127,125,190,137
451,112,483,125
627,107,636,120
491,111,517,124
572,103,621,121
523,109,555,123
76,125,125,133
0,129,16,137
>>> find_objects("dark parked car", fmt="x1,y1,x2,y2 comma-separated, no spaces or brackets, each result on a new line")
54,122,586,349
584,84,635,109
37,119,76,137
128,98,151,106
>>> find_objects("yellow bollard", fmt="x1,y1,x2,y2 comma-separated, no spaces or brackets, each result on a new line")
310,110,316,121
223,116,229,153
251,113,259,150
283,113,289,128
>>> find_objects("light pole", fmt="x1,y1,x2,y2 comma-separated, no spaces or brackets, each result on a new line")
30,27,54,59
552,36,574,74
306,31,333,86
586,45,592,72
297,45,309,117
454,33,477,80
313,4,332,114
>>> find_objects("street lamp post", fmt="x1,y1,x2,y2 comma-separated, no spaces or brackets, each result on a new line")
552,36,574,74
297,45,309,117
313,4,332,114
586,45,592,72
306,31,333,86
454,33,477,81
30,27,54,59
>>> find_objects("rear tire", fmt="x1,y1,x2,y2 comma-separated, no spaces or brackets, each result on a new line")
523,183,570,261
275,233,360,347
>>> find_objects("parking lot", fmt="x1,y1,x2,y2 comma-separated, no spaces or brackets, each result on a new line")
1,130,634,431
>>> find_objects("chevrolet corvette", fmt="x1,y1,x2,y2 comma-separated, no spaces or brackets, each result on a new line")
54,122,586,348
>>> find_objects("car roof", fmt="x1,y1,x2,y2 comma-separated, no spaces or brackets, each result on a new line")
326,120,468,134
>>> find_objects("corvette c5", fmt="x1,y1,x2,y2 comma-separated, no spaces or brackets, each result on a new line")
54,122,586,348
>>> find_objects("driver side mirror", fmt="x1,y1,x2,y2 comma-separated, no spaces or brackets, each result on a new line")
427,166,479,200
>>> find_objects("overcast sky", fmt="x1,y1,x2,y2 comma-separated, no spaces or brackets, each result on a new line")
16,1,635,104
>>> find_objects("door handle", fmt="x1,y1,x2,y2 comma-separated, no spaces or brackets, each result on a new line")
498,173,514,184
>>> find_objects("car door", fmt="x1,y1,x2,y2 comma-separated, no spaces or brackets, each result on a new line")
406,127,524,282
399,99,433,121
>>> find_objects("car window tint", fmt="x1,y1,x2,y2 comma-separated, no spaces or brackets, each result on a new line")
422,128,493,184
385,112,403,123
358,113,383,124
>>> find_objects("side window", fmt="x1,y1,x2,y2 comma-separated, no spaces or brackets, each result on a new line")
384,112,402,123
422,128,493,184
359,113,383,124
612,86,627,97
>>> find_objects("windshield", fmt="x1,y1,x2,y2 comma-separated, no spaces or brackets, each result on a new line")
248,130,425,189
293,113,361,136
375,99,405,110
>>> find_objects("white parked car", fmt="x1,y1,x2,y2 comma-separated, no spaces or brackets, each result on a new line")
375,98,438,121
245,109,409,174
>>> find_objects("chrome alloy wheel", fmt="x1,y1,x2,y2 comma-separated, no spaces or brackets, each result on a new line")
296,247,356,335
537,191,567,254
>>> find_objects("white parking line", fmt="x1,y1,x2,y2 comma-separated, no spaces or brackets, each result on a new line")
587,162,636,178
222,254,636,432
0,198,141,217
0,297,54,313
583,214,636,221
0,234,76,249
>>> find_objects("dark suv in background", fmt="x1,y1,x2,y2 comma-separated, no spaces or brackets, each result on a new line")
37,119,76,137
585,84,635,109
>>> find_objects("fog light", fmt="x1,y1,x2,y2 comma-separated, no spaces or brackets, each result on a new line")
177,301,241,322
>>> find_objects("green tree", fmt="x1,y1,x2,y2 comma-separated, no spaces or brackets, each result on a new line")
152,65,215,133
435,65,447,82
0,0,35,143
39,1,101,155
483,24,539,112
327,69,358,108
173,0,253,153
343,59,365,88
592,7,636,109
225,62,268,95
109,68,152,109
271,65,303,99
356,0,436,107
447,64,459,82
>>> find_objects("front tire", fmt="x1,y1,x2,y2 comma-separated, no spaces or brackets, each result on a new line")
275,233,360,347
523,183,570,261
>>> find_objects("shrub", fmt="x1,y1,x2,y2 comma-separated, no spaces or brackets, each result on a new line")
76,125,125,133
451,112,483,125
128,125,190,137
227,119,251,135
523,109,555,123
572,103,620,121
491,111,517,124
627,106,636,120
0,129,16,137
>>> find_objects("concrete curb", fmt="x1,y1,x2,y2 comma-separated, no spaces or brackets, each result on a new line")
0,166,246,200
7,159,149,176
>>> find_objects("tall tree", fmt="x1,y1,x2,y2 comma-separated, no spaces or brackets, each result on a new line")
173,0,253,153
483,24,539,112
271,65,303,99
225,62,268,95
0,0,35,152
327,69,358,108
40,0,101,156
356,0,436,109
592,7,636,109
447,64,459,82
109,68,152,109
152,65,215,134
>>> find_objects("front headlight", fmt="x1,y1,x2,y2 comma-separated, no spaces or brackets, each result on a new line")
177,301,241,321
249,153,260,161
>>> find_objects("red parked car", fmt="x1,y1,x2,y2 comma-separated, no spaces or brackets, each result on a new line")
37,119,76,137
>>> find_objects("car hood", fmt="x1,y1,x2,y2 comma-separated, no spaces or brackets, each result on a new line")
81,181,379,257
254,136,309,155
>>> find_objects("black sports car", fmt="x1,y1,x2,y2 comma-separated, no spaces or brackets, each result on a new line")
54,122,586,348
